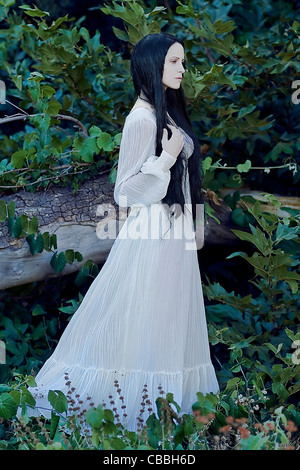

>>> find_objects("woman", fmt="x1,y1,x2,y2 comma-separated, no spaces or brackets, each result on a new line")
27,33,219,432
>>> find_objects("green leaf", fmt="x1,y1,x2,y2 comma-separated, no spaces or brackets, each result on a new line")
202,156,212,174
42,232,57,251
224,377,241,391
275,223,300,243
0,201,7,222
230,229,256,245
48,390,68,414
32,304,46,316
272,266,300,282
264,342,283,355
0,393,18,419
88,125,102,138
113,133,122,146
249,223,270,253
74,266,90,286
19,4,50,17
272,382,290,401
11,150,27,169
236,159,252,173
50,251,67,273
65,249,75,264
26,233,44,255
109,166,117,184
73,136,99,162
50,411,60,439
240,433,268,450
237,105,256,119
19,214,29,233
8,216,23,238
47,15,69,32
203,11,215,33
10,386,35,407
111,437,127,450
41,85,56,99
25,376,37,387
214,19,236,34
75,251,83,262
59,303,78,318
285,328,300,343
176,1,199,19
28,216,39,234
103,420,118,436
231,208,252,227
7,201,15,218
0,385,11,393
103,408,115,422
46,100,62,115
112,26,129,42
32,322,47,340
86,405,104,428
166,392,181,413
265,142,294,162
1,0,16,7
97,133,114,151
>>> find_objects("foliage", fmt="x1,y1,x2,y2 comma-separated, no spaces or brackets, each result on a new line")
203,193,300,399
0,372,299,450
0,0,124,192
0,198,101,278
0,199,84,272
0,0,299,196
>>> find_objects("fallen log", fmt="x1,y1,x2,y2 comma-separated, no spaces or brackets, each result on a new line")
219,187,300,217
0,171,118,289
0,171,298,290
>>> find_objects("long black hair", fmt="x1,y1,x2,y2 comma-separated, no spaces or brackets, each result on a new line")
130,32,205,227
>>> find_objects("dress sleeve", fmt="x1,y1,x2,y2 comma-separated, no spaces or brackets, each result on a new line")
113,113,177,207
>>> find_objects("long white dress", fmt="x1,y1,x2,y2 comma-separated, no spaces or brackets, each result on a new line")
27,107,219,431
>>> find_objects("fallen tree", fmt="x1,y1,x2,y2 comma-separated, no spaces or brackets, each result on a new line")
0,172,232,289
0,169,299,290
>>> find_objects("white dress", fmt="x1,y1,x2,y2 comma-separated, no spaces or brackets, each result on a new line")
27,107,219,431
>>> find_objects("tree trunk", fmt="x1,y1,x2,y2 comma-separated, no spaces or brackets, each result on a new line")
0,172,298,290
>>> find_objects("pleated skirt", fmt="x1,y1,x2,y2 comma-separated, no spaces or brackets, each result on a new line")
27,203,219,431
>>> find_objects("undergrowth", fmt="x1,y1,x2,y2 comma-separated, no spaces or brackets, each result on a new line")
0,372,299,451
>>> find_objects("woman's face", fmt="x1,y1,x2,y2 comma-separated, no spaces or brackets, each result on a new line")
162,42,185,90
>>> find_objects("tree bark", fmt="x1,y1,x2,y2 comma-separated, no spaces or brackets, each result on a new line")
0,171,298,290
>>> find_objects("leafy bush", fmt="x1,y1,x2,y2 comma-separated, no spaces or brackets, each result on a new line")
204,193,300,402
0,372,299,450
0,0,299,195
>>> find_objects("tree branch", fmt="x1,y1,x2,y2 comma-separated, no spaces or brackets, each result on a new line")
0,112,89,137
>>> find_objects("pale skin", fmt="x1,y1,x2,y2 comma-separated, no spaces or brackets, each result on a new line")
130,42,185,160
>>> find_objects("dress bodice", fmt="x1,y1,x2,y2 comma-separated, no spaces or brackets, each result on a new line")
167,113,194,159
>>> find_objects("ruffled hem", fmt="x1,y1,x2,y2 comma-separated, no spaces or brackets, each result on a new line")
25,358,219,432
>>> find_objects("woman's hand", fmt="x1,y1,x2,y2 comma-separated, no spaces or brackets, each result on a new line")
162,124,184,159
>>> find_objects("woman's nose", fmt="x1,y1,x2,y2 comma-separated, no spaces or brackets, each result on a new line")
179,62,185,73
